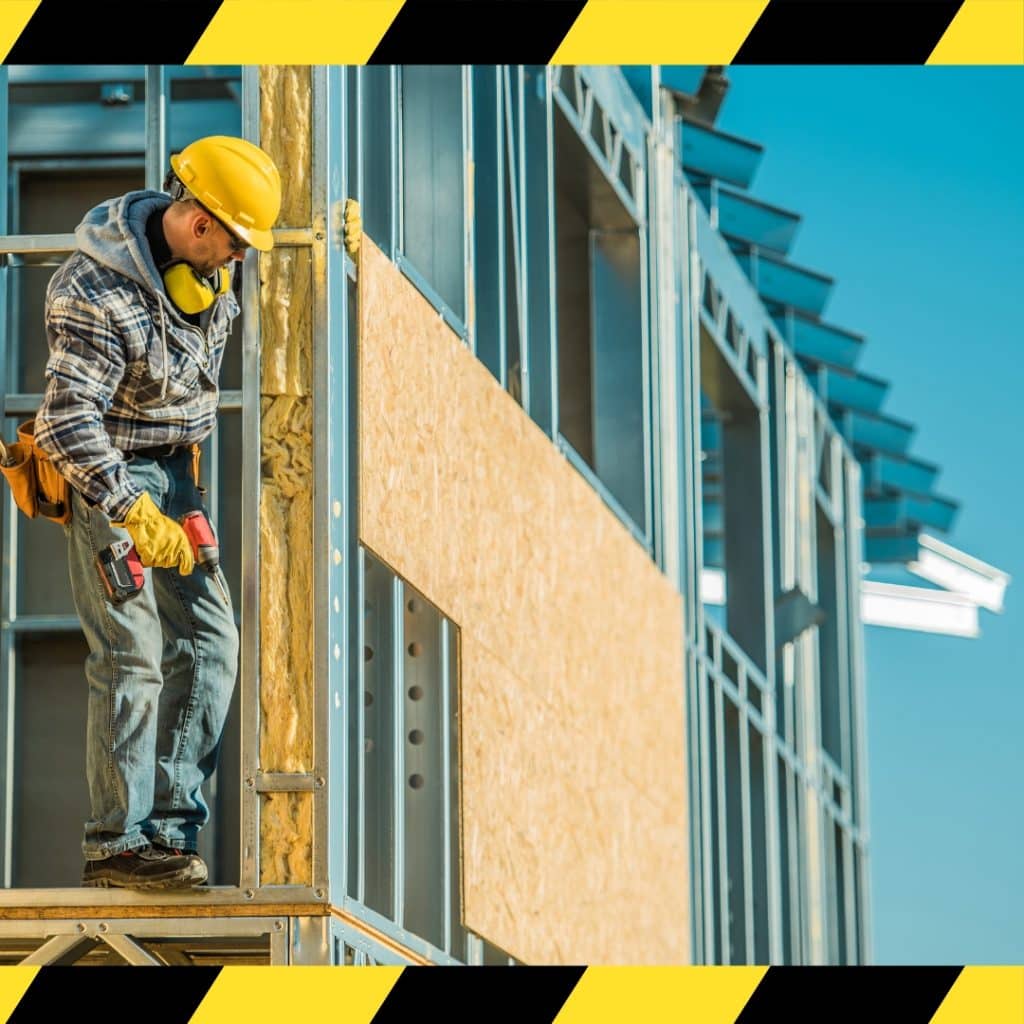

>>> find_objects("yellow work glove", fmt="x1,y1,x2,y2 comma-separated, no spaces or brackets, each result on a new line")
112,491,194,575
343,198,362,257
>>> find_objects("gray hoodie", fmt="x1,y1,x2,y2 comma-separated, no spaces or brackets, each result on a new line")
34,190,239,519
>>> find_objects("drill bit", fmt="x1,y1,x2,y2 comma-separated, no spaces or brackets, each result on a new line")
208,567,231,608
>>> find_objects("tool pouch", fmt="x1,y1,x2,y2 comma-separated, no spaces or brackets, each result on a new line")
4,418,73,525
0,440,38,519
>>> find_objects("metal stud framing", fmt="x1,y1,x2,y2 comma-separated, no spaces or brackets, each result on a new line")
0,65,871,966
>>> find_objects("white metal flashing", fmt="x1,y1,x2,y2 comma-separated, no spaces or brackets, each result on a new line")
909,533,1010,614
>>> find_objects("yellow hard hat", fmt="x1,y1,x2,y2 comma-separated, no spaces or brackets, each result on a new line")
170,135,281,252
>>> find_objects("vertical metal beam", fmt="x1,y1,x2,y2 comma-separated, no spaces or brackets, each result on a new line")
391,574,405,928
238,65,262,892
763,340,786,964
495,73,507,391
401,589,445,948
390,66,400,264
440,618,454,955
686,195,706,647
524,65,558,438
290,916,330,965
784,758,801,961
310,63,331,900
651,91,681,584
638,214,654,548
798,630,827,964
847,458,873,963
739,690,755,962
0,65,14,888
763,691,784,962
502,67,524,411
682,180,710,960
144,66,168,192
713,679,729,963
269,919,289,965
354,548,367,905
320,65,355,910
697,659,714,962
842,822,858,964
462,66,474,356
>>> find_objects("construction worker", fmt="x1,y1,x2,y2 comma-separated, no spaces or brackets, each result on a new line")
33,136,278,890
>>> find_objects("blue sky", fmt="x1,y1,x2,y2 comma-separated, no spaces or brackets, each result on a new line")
717,66,1023,965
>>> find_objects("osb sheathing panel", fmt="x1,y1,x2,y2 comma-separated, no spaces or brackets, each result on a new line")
359,239,689,964
258,66,313,884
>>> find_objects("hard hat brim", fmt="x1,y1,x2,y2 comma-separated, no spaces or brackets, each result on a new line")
234,224,275,252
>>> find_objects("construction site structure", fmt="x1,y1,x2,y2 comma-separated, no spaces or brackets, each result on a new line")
0,65,1007,966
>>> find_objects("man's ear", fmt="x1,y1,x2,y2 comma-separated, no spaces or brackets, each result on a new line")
193,211,213,239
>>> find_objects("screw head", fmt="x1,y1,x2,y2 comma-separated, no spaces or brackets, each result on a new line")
245,888,255,900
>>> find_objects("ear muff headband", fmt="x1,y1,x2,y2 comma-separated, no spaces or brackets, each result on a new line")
162,262,230,315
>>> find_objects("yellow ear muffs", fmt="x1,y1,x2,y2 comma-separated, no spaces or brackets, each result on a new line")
162,262,230,315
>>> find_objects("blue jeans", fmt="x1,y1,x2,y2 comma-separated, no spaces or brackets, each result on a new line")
64,449,238,860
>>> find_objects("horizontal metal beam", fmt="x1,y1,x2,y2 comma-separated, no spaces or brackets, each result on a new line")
5,392,242,416
0,233,75,254
0,885,327,910
702,569,989,639
253,772,319,793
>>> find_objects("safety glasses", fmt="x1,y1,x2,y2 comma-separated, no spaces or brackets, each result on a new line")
214,215,250,253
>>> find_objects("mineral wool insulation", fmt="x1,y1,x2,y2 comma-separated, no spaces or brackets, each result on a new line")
258,66,314,885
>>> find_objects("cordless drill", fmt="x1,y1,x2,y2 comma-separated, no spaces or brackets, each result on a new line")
180,509,231,606
95,509,228,606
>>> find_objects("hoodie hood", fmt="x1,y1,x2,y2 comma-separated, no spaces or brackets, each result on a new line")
75,190,171,299
76,190,182,400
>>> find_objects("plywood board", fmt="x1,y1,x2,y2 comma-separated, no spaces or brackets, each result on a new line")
359,239,689,964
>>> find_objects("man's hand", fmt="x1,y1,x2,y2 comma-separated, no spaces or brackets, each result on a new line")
112,491,194,575
343,198,362,258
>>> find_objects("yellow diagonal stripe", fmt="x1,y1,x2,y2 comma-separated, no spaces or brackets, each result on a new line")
0,1,41,62
552,0,771,64
554,966,767,1024
190,965,403,1023
0,967,37,1022
186,0,405,64
930,967,1024,1024
928,0,1024,64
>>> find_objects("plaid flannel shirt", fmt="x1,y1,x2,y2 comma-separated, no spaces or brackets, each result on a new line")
34,247,239,521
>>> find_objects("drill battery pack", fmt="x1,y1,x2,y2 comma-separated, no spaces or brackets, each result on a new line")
96,539,145,604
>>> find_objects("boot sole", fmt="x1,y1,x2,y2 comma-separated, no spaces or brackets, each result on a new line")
81,870,208,890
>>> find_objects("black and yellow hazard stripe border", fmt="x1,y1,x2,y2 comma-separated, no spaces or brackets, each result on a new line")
2,964,1024,1021
0,1,1020,66
0,1,1018,1021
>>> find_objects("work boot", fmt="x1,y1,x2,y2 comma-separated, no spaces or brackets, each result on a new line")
150,842,209,886
81,844,206,890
